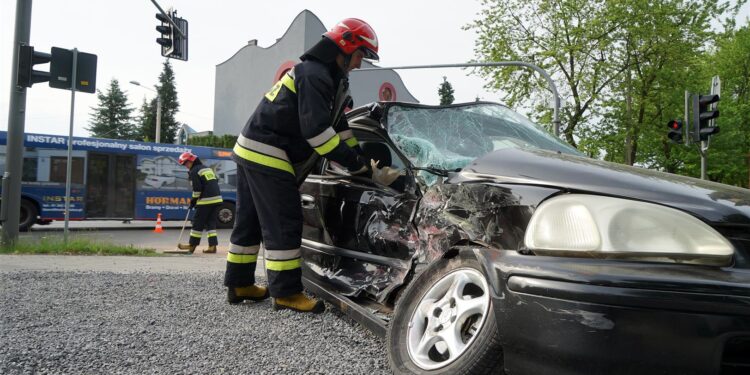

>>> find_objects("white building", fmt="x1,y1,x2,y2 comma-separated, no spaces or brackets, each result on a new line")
213,10,418,136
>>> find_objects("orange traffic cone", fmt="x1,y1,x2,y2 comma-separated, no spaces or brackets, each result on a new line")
154,213,164,233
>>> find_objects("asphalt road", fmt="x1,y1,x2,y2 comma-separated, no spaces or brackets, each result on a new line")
0,255,389,374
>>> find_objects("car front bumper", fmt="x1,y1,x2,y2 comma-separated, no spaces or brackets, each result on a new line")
471,250,750,375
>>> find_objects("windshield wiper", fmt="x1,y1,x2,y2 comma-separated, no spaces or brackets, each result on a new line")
410,165,461,177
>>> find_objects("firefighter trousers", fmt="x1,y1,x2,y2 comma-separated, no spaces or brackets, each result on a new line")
224,165,303,297
189,204,220,247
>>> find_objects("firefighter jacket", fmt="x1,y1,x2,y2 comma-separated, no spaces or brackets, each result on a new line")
232,58,367,179
189,162,223,206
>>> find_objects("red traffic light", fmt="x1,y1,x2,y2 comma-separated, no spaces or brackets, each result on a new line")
667,120,682,130
667,119,683,143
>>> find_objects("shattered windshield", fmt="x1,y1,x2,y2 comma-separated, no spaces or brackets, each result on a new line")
386,103,581,183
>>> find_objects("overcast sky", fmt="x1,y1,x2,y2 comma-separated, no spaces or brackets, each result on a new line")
2,1,749,138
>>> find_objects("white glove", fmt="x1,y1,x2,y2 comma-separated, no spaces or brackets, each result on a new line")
370,159,403,186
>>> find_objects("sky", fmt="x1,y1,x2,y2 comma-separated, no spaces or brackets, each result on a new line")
1,0,749,138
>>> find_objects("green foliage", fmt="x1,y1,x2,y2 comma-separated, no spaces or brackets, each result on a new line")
467,0,621,146
87,79,137,140
469,0,750,186
0,238,157,256
697,26,750,186
187,134,236,149
137,60,181,143
438,76,455,105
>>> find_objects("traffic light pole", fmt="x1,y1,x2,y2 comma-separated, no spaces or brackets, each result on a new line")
684,91,689,146
700,143,707,180
63,49,78,245
1,0,33,245
156,95,162,143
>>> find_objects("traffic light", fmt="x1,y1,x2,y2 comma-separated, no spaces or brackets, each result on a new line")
156,11,175,57
667,119,683,143
16,45,51,87
692,94,720,142
171,16,188,61
155,10,188,61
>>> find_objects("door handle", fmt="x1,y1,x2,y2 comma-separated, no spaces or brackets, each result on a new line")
300,194,316,209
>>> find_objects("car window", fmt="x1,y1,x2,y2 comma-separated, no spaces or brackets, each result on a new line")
324,129,409,192
325,145,406,172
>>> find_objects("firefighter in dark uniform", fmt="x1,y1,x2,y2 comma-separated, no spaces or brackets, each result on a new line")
224,18,399,313
177,151,223,254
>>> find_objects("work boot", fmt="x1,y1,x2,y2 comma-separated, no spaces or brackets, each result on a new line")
203,245,217,254
227,285,270,304
177,243,196,254
272,293,325,314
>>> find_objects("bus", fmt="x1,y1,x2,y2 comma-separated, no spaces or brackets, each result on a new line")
0,131,237,231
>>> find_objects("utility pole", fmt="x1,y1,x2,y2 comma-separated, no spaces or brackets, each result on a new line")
1,0,33,245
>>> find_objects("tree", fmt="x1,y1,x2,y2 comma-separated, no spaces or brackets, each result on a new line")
467,0,624,146
137,60,181,143
87,79,137,139
693,25,750,186
468,0,748,183
438,76,455,105
137,98,155,142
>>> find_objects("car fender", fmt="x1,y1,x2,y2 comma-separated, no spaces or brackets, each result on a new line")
441,245,505,301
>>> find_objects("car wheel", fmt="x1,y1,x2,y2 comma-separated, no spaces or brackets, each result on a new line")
216,202,235,229
19,199,38,232
387,256,503,374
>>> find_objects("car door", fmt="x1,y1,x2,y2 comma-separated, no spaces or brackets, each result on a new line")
300,126,419,302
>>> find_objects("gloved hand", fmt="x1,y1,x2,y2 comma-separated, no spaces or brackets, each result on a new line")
189,198,197,209
370,159,403,186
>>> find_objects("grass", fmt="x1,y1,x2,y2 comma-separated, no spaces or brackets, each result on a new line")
0,237,158,256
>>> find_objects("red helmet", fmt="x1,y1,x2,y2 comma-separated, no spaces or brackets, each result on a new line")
324,18,379,61
178,152,197,165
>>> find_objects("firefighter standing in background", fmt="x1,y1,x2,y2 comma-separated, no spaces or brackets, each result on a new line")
177,152,223,254
225,19,400,313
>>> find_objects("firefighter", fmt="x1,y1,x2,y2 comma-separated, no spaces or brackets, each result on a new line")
177,151,223,254
225,18,399,313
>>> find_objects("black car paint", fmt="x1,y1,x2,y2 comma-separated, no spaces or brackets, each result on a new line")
299,102,750,374
457,147,750,268
462,247,750,374
461,147,750,225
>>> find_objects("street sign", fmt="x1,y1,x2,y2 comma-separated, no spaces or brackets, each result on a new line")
49,47,97,93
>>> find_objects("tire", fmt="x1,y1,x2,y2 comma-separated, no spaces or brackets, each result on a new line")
387,256,503,375
216,202,235,229
19,199,38,232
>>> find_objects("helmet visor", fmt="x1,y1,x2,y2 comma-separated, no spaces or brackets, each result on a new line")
361,47,379,62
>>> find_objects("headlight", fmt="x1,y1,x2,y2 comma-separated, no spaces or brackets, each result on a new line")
524,194,734,266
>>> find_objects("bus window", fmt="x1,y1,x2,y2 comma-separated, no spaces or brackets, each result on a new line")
50,157,84,184
22,157,37,182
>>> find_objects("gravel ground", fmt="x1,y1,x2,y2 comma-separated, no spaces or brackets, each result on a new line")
0,265,389,374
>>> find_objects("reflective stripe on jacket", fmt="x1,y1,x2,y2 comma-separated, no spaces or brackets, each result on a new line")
232,59,365,177
189,163,223,205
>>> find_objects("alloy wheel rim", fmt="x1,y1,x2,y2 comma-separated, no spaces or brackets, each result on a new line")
406,267,490,370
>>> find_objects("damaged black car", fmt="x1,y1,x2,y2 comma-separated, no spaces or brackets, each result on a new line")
299,101,750,375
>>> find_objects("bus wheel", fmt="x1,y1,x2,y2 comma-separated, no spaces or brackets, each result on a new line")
216,202,235,229
19,199,38,232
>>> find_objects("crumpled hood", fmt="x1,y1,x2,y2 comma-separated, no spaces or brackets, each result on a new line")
456,148,750,224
